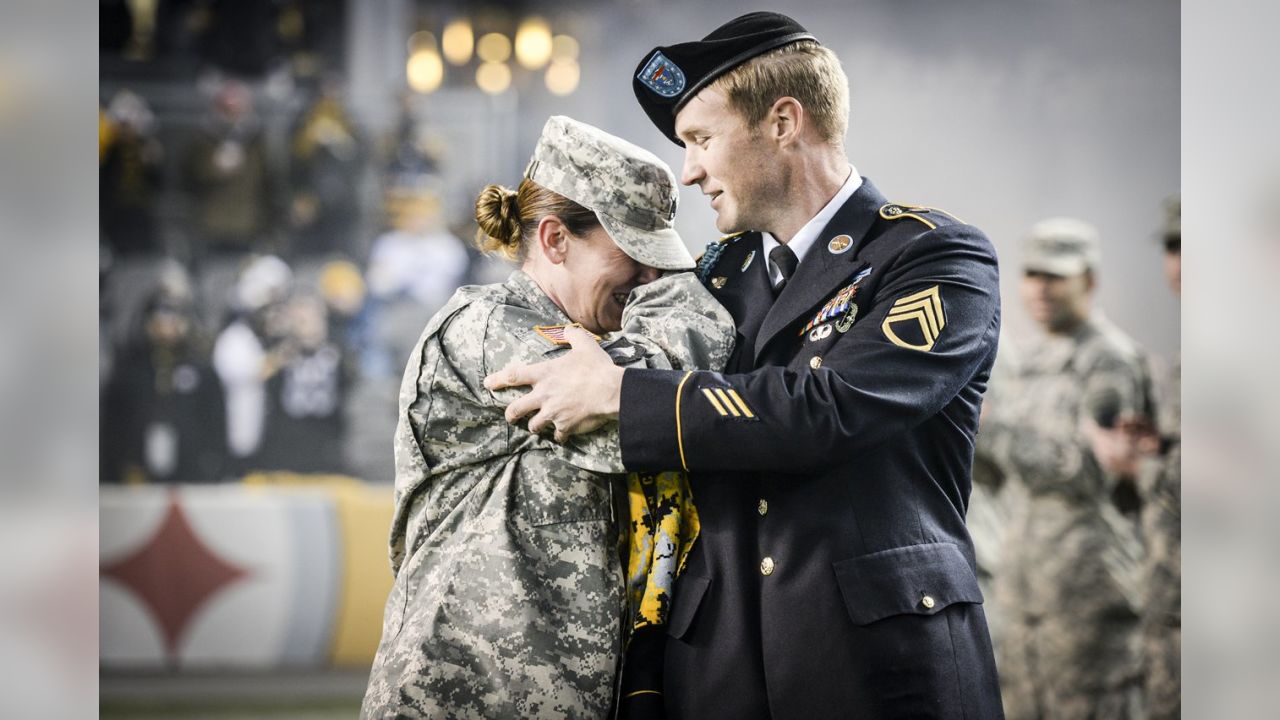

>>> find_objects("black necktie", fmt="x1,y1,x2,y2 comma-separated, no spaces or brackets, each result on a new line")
769,244,799,296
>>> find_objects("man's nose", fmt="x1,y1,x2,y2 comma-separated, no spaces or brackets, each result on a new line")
680,150,704,187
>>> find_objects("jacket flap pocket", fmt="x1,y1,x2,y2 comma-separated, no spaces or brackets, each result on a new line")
666,574,711,640
832,542,982,626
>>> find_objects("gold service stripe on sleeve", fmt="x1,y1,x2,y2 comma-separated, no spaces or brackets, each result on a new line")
725,389,756,418
712,388,742,417
701,388,729,416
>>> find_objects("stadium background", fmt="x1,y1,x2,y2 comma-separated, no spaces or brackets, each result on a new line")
97,0,1178,717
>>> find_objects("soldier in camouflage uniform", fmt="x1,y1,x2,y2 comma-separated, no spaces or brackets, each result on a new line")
360,116,735,719
970,331,1022,658
1140,197,1180,720
982,219,1156,719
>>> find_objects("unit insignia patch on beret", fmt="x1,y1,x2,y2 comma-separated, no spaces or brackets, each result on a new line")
637,52,686,98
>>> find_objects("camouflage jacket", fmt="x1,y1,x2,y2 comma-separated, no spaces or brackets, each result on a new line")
361,269,733,719
981,314,1155,618
1141,352,1180,625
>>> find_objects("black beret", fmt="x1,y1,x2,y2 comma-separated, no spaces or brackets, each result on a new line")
632,12,816,146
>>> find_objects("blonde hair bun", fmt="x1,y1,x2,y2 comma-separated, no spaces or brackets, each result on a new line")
474,184,522,258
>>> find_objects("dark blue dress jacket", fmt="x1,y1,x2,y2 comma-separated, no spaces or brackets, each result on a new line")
620,178,1006,719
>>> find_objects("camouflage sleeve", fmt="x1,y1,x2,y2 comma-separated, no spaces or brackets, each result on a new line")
981,354,1152,498
559,273,735,472
388,295,494,572
612,271,735,373
980,409,1106,497
1079,354,1155,429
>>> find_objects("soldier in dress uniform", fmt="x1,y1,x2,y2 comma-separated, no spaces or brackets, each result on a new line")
488,12,1005,719
360,116,735,719
982,218,1156,719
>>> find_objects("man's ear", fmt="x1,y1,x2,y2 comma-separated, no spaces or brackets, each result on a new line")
536,215,570,265
769,96,804,147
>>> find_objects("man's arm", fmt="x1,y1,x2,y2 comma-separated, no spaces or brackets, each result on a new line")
485,271,733,448
490,225,1000,470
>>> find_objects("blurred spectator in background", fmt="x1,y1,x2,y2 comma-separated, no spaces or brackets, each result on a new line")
100,89,163,257
982,218,1156,719
365,188,468,379
1140,196,1181,719
315,259,382,479
100,0,134,55
200,0,283,77
289,80,363,258
101,286,227,484
381,93,441,186
340,187,467,484
317,258,371,363
212,255,292,474
257,293,351,473
181,79,280,261
152,0,213,67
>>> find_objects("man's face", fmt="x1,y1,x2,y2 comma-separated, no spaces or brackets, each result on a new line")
674,87,780,234
1021,269,1093,333
559,225,660,334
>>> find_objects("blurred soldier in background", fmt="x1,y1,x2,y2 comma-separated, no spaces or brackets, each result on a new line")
970,332,1021,657
983,218,1156,719
1140,197,1180,719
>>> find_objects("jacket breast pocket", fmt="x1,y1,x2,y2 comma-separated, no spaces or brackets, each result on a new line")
832,542,983,626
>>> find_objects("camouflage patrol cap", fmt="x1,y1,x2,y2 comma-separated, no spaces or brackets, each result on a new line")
525,115,694,270
1023,217,1102,276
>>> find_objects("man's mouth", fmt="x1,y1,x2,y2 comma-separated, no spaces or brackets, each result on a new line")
611,291,629,306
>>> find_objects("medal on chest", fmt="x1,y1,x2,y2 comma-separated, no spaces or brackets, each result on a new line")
800,266,873,339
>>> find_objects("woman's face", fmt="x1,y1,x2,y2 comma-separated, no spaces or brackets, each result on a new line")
558,225,661,333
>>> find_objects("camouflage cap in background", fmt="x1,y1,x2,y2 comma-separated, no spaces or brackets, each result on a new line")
1023,217,1102,276
525,115,695,270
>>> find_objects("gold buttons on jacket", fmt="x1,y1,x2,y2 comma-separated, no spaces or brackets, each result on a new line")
760,557,775,576
757,498,768,516
809,356,823,369
921,595,936,610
